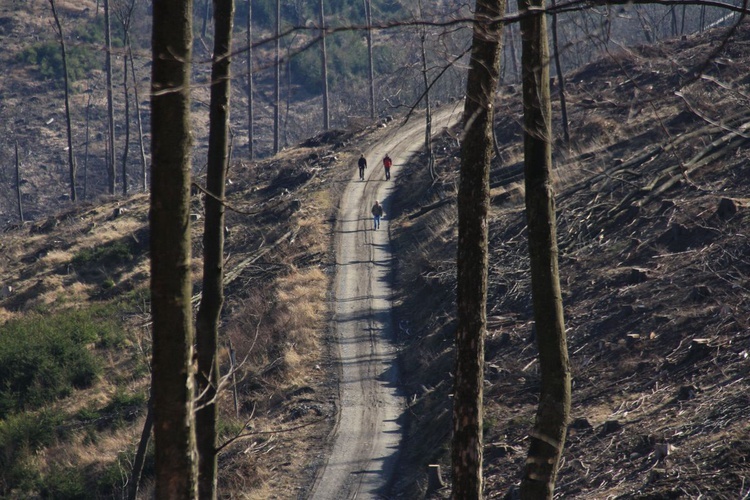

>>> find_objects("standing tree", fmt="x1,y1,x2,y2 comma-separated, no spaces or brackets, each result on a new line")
274,0,281,153
114,0,136,195
550,0,570,149
150,0,198,497
319,0,330,130
246,0,254,159
453,0,505,498
15,142,23,223
417,0,434,178
49,0,77,202
517,0,571,497
104,0,117,194
196,0,235,497
363,0,375,119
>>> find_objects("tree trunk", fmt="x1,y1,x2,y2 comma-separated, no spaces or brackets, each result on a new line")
128,44,148,192
274,0,280,153
452,0,505,498
505,0,519,84
150,0,198,497
549,0,569,149
196,0,234,497
320,0,330,130
364,0,375,119
104,0,116,194
127,397,154,500
84,86,93,200
49,0,77,202
518,0,571,498
15,142,23,223
418,0,433,176
246,0,254,159
121,37,131,196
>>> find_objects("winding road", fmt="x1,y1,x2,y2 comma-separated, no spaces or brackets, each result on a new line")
308,104,462,500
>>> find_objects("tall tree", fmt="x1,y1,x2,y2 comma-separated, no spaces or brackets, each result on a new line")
150,0,198,497
49,0,77,202
319,0,330,130
15,142,23,223
363,0,375,119
104,0,117,194
196,0,235,497
452,0,505,498
274,0,281,153
550,0,570,149
115,0,135,196
417,0,433,178
246,0,254,159
518,0,571,497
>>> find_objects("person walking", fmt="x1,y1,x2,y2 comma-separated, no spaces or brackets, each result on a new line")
382,154,392,180
371,200,384,230
358,154,367,180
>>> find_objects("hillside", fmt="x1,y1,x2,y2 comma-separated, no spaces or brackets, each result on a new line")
1,12,750,500
388,20,750,499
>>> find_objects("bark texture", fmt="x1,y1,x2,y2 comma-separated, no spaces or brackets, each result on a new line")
196,0,234,497
518,0,571,498
150,0,197,497
452,1,505,498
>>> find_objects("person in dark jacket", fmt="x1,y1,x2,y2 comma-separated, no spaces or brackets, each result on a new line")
371,200,384,230
358,154,367,180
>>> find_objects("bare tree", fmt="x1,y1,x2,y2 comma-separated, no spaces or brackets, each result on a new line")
196,0,235,497
150,0,198,496
274,0,281,153
364,0,375,119
320,0,330,130
104,0,116,194
15,142,23,223
452,0,505,498
48,0,77,202
246,0,254,159
518,0,571,497
550,0,570,148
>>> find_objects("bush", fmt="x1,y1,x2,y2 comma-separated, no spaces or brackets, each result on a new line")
18,41,99,83
0,308,125,417
0,410,65,494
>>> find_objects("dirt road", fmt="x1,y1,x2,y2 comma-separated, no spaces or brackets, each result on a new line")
308,105,462,500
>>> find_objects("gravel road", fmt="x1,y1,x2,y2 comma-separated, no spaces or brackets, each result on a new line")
308,105,462,500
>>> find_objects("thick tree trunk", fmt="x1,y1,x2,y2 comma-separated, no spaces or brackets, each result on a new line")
452,0,505,498
150,0,198,497
196,0,234,497
518,0,571,498
104,0,116,194
49,0,76,202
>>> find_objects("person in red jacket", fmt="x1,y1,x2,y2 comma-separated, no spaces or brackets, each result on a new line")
382,154,393,180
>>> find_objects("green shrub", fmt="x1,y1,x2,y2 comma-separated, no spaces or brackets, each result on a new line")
72,240,134,268
18,41,99,82
0,409,65,493
40,465,88,500
0,309,124,417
